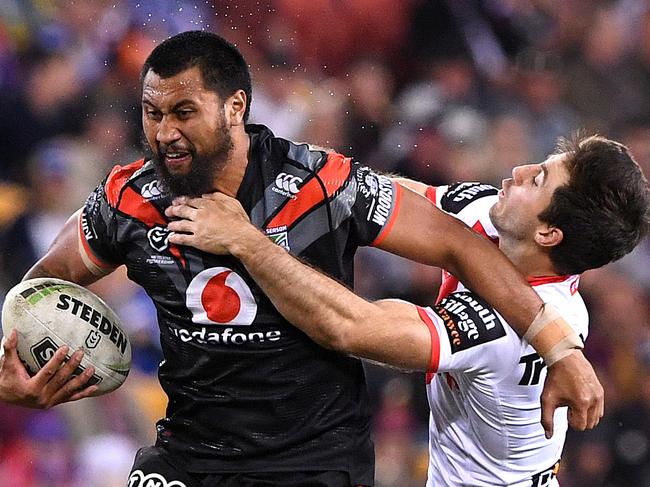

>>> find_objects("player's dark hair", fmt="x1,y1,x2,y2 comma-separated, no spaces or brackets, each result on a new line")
539,135,650,274
141,30,252,122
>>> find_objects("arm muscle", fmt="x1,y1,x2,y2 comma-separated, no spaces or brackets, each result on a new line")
377,187,543,337
24,210,105,286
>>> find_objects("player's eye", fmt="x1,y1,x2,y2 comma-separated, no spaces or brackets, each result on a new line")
145,110,162,121
177,110,194,119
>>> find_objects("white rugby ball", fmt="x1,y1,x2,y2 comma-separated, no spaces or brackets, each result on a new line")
1,278,131,395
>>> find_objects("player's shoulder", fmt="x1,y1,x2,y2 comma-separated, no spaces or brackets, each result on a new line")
429,182,499,238
250,123,332,173
438,181,498,214
103,158,156,207
284,139,353,179
532,275,589,338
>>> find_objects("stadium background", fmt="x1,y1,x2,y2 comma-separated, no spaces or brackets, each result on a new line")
0,1,649,485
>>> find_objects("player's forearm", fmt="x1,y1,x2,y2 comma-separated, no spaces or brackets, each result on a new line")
230,231,373,348
442,221,543,337
25,254,98,286
380,190,543,338
229,231,430,369
23,262,56,281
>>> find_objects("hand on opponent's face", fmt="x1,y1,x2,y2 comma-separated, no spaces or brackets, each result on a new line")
166,193,261,255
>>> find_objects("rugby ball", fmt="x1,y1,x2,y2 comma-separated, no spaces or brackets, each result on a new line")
1,278,131,395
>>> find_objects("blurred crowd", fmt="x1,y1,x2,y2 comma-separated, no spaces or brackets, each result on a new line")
0,1,649,486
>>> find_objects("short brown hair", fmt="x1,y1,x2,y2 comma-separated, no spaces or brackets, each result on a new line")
539,135,650,275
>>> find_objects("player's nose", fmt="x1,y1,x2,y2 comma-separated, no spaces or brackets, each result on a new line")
511,164,534,184
156,116,182,145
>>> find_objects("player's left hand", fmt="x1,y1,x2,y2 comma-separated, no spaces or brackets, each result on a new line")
165,193,262,255
540,349,604,438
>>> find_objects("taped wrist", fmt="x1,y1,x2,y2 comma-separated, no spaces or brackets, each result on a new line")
523,303,583,367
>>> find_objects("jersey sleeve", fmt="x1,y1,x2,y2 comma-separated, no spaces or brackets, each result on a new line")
348,163,402,246
417,291,519,374
78,169,123,274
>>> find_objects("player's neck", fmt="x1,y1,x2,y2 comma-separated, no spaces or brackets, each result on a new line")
499,239,560,278
212,130,251,198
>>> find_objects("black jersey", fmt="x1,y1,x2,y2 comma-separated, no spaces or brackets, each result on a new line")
79,124,402,482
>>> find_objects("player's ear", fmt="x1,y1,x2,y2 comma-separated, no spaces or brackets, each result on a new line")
535,224,563,248
224,89,247,126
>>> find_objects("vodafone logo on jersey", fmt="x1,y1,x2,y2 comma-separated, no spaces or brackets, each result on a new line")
186,267,257,326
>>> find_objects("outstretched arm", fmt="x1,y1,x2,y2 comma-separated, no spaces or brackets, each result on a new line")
389,179,604,435
375,185,543,335
167,196,431,369
166,193,603,436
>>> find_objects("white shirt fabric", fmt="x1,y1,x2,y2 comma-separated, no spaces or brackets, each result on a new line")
420,183,588,487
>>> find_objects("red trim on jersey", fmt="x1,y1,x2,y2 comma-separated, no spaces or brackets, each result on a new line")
103,163,188,268
436,220,498,303
425,185,437,204
371,182,403,247
168,246,187,268
266,152,352,229
104,159,145,207
78,212,115,270
118,186,166,227
526,275,572,286
115,188,187,267
417,306,441,373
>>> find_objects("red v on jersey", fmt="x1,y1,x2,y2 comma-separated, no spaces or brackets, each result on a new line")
103,159,187,268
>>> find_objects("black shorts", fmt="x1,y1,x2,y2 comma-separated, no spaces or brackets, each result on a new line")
128,445,366,487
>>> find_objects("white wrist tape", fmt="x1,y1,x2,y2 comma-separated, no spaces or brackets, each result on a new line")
523,303,584,366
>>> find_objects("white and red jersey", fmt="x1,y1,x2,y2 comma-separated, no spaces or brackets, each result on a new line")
419,182,588,487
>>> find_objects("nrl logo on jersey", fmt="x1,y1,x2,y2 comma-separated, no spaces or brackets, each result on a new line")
265,226,289,250
141,180,167,201
147,226,170,252
272,172,302,200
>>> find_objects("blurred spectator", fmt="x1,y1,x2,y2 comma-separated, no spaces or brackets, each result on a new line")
0,51,87,184
343,58,396,164
510,49,578,160
0,137,105,284
74,433,139,487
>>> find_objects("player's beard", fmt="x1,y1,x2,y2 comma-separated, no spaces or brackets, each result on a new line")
148,121,234,198
489,202,534,242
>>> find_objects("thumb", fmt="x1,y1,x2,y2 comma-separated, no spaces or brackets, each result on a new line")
541,393,556,439
1,329,18,357
1,329,24,369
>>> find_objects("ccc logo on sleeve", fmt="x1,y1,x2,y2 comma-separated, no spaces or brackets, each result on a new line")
274,173,302,195
186,268,258,326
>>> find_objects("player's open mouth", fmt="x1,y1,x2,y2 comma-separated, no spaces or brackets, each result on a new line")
164,152,192,171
